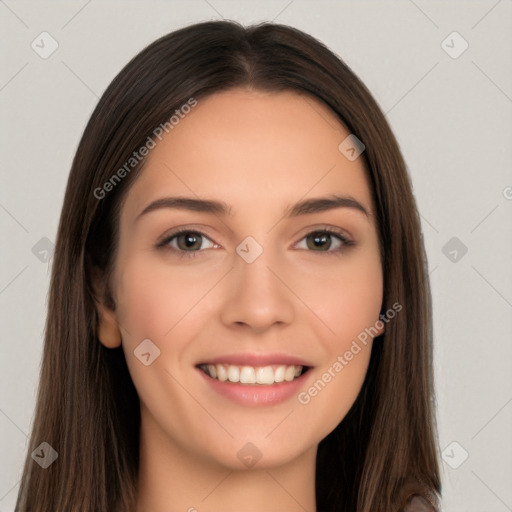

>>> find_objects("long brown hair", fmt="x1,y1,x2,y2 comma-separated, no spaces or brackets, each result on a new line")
15,20,441,511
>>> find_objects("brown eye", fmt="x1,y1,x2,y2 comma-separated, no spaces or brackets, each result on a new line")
159,230,217,253
176,232,203,251
305,231,334,251
298,230,353,252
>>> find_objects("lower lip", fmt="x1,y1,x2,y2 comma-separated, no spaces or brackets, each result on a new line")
197,367,311,406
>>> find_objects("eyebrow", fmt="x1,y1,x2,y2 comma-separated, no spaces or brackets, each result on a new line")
135,194,369,222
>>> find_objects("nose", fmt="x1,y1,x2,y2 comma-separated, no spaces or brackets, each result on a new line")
219,247,295,334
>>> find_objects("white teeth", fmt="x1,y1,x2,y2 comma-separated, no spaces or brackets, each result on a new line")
239,366,256,384
216,364,228,381
274,365,285,383
202,363,305,384
227,365,240,382
256,366,274,385
207,364,217,379
284,366,296,382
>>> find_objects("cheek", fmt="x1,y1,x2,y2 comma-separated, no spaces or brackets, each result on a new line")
112,255,212,425
293,249,382,432
297,249,383,346
332,262,383,340
302,342,373,440
113,253,218,343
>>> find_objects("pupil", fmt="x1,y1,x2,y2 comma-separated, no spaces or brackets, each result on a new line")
180,233,200,250
309,232,331,250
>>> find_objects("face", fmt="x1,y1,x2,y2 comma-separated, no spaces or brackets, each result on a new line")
98,88,384,470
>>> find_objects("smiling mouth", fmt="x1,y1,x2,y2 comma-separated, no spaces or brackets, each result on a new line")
197,363,311,385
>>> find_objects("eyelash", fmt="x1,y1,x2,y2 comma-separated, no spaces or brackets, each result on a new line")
156,227,355,259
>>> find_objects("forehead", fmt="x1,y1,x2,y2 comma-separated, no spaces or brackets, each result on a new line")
121,88,374,221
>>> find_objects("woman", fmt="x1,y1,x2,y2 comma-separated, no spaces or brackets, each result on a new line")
15,20,441,511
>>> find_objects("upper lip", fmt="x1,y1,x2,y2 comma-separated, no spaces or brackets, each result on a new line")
196,353,313,367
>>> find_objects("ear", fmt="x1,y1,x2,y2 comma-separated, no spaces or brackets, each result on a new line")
96,303,122,348
374,312,386,337
375,319,385,337
92,268,122,349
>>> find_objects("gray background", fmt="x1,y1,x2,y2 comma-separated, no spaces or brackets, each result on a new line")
1,1,511,511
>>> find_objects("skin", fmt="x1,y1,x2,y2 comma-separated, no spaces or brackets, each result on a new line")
96,88,384,512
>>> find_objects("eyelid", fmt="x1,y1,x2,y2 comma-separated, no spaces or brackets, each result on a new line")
291,225,354,252
156,225,219,248
292,224,354,245
156,230,217,260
